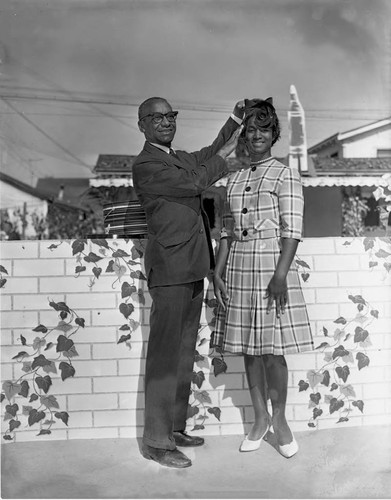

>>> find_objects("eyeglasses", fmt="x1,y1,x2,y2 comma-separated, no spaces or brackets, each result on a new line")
139,111,178,124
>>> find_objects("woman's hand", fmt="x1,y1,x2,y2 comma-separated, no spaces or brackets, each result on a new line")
264,273,288,318
217,126,243,159
213,274,229,310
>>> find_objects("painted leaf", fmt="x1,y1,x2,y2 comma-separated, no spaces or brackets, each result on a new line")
37,429,51,436
191,424,205,431
342,352,354,364
36,375,52,394
44,342,54,351
324,395,333,404
75,265,87,274
0,278,8,288
193,390,212,405
119,302,134,319
117,334,131,344
352,400,364,413
119,324,130,331
322,327,328,337
321,370,330,387
55,411,69,426
75,317,85,328
306,370,323,389
375,249,391,258
3,435,13,441
301,272,310,282
12,351,29,360
332,345,349,360
194,350,205,363
0,393,5,403
18,380,29,398
22,405,33,415
335,365,350,383
130,270,147,281
5,404,19,417
348,294,366,305
121,282,136,299
298,380,309,392
42,361,57,374
72,239,85,255
354,327,368,343
2,381,22,400
310,392,321,405
9,420,21,432
137,289,145,305
211,357,227,376
333,328,344,342
207,407,221,421
93,239,110,249
112,249,130,258
370,309,379,319
49,301,70,313
64,345,79,358
334,317,347,325
32,324,48,334
92,267,102,279
340,384,356,398
20,335,27,346
40,395,60,409
384,262,391,273
55,321,73,333
296,258,311,269
83,252,102,263
192,371,205,389
198,338,208,347
129,319,140,331
186,404,199,419
308,422,316,428
356,352,370,370
131,245,143,260
313,408,323,419
113,262,127,278
337,417,349,423
56,335,74,352
0,265,9,274
33,337,46,350
59,362,75,381
29,394,39,402
329,398,344,414
316,342,330,350
363,237,375,251
106,260,115,272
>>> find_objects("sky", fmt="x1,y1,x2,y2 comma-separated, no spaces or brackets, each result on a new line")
0,0,390,185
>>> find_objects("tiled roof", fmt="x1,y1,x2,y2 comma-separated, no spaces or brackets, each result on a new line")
310,157,391,176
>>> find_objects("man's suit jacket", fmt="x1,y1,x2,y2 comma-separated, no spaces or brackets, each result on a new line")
132,117,239,288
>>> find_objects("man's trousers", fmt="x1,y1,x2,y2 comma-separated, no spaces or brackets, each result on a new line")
142,279,204,450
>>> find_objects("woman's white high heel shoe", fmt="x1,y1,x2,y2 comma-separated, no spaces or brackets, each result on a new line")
278,435,298,458
239,425,270,452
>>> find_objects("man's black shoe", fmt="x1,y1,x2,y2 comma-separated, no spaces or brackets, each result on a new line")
141,444,192,468
173,431,205,447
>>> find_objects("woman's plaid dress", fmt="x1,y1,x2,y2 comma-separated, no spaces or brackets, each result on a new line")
213,158,313,356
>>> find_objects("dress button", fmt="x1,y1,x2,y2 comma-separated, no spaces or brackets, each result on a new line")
251,166,256,172
199,228,204,233
242,230,248,236
242,208,248,214
245,186,251,192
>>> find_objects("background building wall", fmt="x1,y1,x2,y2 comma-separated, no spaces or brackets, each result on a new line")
1,237,390,443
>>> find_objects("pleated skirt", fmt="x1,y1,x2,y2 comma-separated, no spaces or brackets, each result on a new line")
213,238,314,356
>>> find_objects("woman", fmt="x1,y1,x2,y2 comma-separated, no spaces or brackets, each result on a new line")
213,98,313,458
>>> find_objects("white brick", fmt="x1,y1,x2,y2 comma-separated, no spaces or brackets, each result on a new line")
1,310,38,329
40,276,92,293
314,255,361,272
13,259,65,277
66,411,93,428
307,304,339,321
119,393,144,409
304,272,338,287
93,376,142,393
68,394,118,411
14,429,68,442
91,307,141,327
285,352,320,370
64,293,117,310
94,409,144,427
1,241,39,259
0,330,13,346
0,259,12,275
0,295,12,311
299,238,336,255
68,427,119,440
1,363,13,380
359,286,391,302
338,270,391,287
39,240,73,258
219,423,246,435
2,277,38,294
12,294,65,311
118,358,145,376
316,288,357,304
71,359,117,377
334,237,366,254
119,426,142,438
93,341,144,360
51,377,92,395
74,326,117,344
302,289,316,304
363,382,391,399
361,414,391,426
218,405,243,424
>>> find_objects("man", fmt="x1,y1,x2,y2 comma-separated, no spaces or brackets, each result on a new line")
133,97,244,468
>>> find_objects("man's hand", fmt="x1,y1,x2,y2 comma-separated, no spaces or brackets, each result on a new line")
213,274,229,310
233,100,246,119
217,126,243,160
264,273,288,318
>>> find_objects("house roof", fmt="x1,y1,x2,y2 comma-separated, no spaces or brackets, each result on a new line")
0,171,48,201
307,133,339,154
36,177,91,208
311,157,390,176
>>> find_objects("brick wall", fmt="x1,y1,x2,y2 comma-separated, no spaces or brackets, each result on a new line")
1,237,390,443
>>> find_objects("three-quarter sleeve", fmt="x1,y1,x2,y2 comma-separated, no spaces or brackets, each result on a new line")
278,167,304,240
220,194,235,239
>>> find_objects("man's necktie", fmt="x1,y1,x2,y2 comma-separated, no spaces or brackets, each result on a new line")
169,148,178,159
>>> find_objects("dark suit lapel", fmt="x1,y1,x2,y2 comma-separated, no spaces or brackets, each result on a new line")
144,142,185,169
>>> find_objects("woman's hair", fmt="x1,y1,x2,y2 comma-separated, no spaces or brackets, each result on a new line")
240,99,281,146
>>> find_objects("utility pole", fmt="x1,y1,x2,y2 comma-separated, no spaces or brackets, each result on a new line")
288,85,308,173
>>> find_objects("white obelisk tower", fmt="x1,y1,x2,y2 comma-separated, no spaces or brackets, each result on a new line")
288,84,308,173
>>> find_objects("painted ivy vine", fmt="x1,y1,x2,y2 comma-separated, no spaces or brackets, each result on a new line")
299,293,378,427
1,294,85,440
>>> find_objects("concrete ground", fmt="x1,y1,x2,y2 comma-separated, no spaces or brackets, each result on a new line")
2,426,391,499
